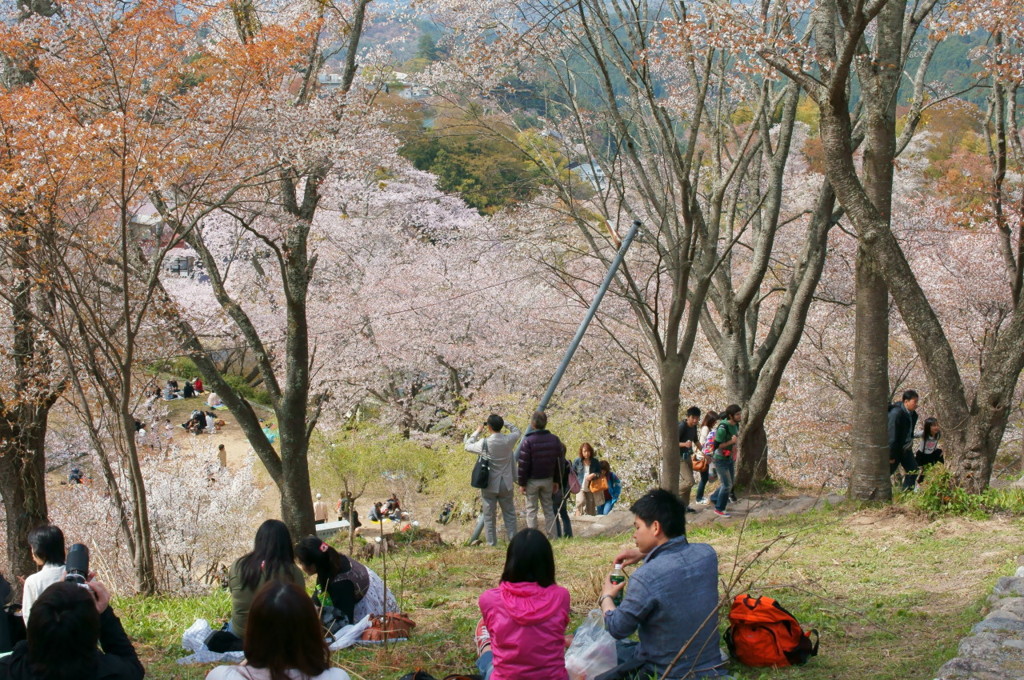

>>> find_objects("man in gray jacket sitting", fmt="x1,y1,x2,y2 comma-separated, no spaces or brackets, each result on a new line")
465,414,522,546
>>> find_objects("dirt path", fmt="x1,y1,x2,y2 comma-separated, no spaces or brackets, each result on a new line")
569,491,848,538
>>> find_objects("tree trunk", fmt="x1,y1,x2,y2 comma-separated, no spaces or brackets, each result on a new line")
280,453,316,540
0,412,49,601
847,255,892,500
845,0,902,501
659,359,684,497
121,410,158,594
736,418,769,489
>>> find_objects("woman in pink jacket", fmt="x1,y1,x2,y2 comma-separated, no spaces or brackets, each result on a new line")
475,528,570,680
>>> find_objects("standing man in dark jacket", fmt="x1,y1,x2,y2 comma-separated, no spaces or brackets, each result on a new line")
888,389,920,491
517,411,567,537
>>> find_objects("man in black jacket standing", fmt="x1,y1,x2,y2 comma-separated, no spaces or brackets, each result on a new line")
518,411,567,537
888,389,920,491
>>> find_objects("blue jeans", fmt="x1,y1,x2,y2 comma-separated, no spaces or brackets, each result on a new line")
476,650,493,680
695,468,710,501
711,458,734,512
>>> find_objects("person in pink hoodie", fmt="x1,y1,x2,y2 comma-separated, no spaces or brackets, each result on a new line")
475,528,570,680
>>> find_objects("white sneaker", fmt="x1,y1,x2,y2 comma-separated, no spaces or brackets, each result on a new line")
697,498,710,505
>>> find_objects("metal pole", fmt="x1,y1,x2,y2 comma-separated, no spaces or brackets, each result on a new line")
468,220,642,545
537,219,642,412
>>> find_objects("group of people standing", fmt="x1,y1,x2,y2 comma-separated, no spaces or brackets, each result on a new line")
464,411,621,547
678,405,743,518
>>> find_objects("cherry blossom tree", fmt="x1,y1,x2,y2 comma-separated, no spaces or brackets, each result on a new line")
756,0,1024,492
419,0,861,496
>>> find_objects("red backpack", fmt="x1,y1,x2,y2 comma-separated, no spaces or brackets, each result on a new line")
724,594,819,667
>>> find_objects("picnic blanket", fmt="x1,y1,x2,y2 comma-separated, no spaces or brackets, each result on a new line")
177,615,372,665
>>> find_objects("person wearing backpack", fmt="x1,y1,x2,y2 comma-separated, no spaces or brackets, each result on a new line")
888,390,920,491
709,405,742,518
598,489,729,680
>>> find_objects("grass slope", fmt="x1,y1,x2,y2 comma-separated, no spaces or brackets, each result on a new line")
119,502,1023,680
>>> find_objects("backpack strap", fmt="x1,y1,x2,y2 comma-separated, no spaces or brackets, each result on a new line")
723,626,736,657
783,628,820,665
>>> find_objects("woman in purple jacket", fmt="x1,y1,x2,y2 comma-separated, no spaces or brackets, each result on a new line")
475,529,570,680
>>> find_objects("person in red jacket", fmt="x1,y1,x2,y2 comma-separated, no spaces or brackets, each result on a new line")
475,529,570,680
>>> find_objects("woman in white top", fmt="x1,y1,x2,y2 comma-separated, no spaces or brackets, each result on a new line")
21,525,66,625
206,580,349,680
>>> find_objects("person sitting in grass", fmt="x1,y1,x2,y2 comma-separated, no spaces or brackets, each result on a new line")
599,489,729,680
474,528,570,680
224,520,305,648
206,581,349,680
294,536,397,626
1,580,143,680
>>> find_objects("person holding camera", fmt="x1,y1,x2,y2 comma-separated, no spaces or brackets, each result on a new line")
0,578,144,680
465,414,521,547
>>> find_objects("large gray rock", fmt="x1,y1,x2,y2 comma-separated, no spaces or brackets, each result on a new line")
972,616,1024,635
572,510,635,538
936,579,1024,679
936,656,1024,680
992,577,1024,599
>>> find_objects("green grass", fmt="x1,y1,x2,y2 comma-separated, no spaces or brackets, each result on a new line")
120,503,1024,679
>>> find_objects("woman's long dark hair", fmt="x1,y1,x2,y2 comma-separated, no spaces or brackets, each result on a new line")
922,417,940,440
239,519,296,590
244,581,330,680
501,528,556,588
295,535,350,593
700,411,718,432
27,582,100,680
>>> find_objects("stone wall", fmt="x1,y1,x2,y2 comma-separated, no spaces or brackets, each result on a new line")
935,565,1024,680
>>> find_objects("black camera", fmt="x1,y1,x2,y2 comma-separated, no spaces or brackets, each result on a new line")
64,544,89,585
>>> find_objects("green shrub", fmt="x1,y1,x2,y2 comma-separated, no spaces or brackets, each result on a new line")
909,464,1024,516
223,374,271,405
144,356,198,378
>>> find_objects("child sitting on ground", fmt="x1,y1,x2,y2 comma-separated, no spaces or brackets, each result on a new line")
475,528,570,680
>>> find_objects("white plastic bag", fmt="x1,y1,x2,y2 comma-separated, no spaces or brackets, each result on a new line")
565,609,618,680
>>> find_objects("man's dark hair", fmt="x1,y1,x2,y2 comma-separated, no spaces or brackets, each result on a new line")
685,406,701,419
486,414,504,432
630,489,686,538
724,404,742,420
902,389,919,402
531,411,548,430
27,581,101,678
245,581,331,680
501,528,556,587
27,525,65,565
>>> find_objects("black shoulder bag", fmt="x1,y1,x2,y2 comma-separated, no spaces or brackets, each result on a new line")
470,439,490,489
